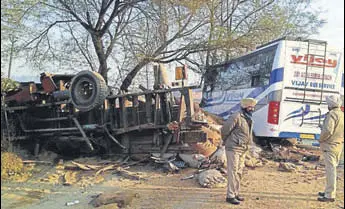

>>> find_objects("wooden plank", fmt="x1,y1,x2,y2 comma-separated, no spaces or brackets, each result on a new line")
183,89,194,124
132,96,139,126
109,99,116,129
113,124,166,135
153,65,160,89
154,94,161,125
145,94,152,123
178,94,186,122
152,131,161,146
106,86,199,99
160,93,171,124
121,134,130,154
119,97,128,128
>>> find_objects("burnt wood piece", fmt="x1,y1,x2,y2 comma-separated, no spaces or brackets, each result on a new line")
132,96,139,126
145,94,152,123
183,89,194,124
154,94,160,125
119,97,128,128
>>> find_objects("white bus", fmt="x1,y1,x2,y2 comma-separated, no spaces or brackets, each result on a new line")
201,37,344,142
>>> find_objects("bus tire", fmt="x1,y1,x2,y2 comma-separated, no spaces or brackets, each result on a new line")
70,71,108,112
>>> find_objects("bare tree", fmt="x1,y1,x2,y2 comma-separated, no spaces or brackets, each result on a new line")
23,0,145,82
15,0,323,92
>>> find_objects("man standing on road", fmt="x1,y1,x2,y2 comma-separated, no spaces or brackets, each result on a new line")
221,98,257,205
318,95,344,202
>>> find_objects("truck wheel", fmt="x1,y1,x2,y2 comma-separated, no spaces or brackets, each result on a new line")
70,71,108,112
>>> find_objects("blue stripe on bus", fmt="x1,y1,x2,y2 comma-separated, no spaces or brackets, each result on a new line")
304,114,327,121
269,67,284,85
206,67,284,103
279,132,320,140
284,105,311,121
218,86,267,117
342,73,344,88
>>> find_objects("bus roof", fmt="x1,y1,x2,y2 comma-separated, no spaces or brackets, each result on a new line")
255,36,327,50
211,36,339,69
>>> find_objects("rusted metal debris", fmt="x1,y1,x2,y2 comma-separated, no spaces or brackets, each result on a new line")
1,70,218,157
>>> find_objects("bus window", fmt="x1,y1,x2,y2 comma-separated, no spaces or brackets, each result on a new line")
251,75,261,87
251,72,270,87
212,44,278,91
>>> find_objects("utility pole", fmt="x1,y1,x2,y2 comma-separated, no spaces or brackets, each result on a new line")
8,38,16,79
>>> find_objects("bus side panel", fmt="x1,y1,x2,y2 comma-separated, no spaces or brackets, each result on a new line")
253,42,285,138
202,88,262,118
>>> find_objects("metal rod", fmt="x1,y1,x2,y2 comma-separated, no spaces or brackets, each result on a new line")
72,117,94,151
319,43,327,104
318,108,322,128
302,41,310,103
31,117,69,122
104,126,126,149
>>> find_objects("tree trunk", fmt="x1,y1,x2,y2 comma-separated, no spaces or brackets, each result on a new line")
120,59,149,91
91,34,108,82
200,2,216,107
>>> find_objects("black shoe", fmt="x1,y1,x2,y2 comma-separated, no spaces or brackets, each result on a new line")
317,196,335,202
236,196,245,201
226,197,240,205
318,192,325,197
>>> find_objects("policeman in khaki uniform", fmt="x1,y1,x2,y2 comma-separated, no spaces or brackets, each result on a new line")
221,98,257,205
318,95,344,202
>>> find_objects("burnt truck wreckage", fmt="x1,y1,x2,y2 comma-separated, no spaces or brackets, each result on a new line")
1,70,211,156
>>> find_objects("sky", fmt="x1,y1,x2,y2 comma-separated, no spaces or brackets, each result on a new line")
310,0,344,47
8,0,345,83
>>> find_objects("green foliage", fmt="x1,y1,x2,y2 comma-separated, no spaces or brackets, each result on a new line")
1,73,18,93
1,0,39,29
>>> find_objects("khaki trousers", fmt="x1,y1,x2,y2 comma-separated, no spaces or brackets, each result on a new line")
226,150,246,198
322,143,343,198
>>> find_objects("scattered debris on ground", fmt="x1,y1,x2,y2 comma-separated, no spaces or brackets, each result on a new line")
1,152,24,179
209,146,227,168
197,169,227,188
1,152,34,181
278,162,300,172
89,191,138,208
245,155,264,168
178,153,207,168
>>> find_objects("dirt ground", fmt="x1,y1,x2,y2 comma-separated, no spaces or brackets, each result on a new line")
1,157,344,209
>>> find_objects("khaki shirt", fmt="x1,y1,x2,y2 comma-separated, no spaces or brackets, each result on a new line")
320,107,344,151
221,111,253,152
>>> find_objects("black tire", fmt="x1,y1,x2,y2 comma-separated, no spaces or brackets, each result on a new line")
70,71,108,112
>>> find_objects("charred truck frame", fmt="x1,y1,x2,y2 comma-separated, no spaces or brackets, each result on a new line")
1,70,207,156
